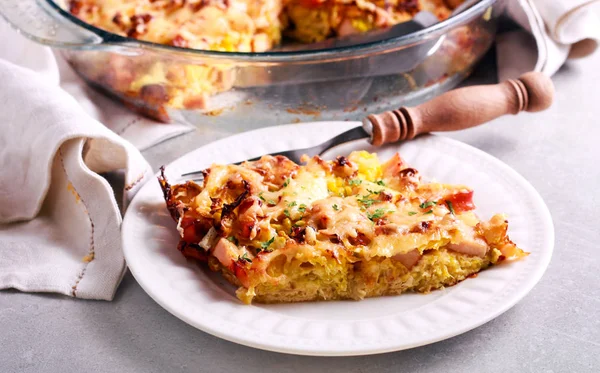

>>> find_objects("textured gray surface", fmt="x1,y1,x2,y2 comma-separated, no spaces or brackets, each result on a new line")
2,53,600,372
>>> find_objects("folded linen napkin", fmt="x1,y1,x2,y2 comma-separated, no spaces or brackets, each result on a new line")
498,0,600,80
0,59,153,300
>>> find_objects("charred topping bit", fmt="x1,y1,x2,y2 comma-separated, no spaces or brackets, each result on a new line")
398,168,418,177
379,191,393,202
178,241,209,261
410,221,431,234
158,166,181,220
446,200,455,215
112,12,125,27
210,197,221,214
348,232,371,246
328,234,341,244
221,180,250,220
127,13,153,38
239,252,252,263
336,156,349,166
396,0,420,14
290,226,306,243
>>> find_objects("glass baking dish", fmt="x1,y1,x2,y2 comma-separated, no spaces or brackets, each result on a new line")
0,0,503,128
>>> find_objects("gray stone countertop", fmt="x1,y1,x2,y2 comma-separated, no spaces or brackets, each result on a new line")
2,52,600,372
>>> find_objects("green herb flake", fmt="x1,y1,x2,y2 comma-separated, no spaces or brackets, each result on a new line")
260,237,275,251
348,179,363,186
258,193,266,202
367,208,389,221
298,204,307,213
446,200,455,215
424,210,434,215
332,204,339,211
288,201,297,208
283,209,291,217
227,236,238,244
376,180,386,186
357,195,377,207
419,201,438,209
283,178,291,187
367,189,382,195
239,252,252,263
408,211,418,216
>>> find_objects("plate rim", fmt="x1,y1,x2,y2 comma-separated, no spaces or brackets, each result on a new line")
122,121,554,356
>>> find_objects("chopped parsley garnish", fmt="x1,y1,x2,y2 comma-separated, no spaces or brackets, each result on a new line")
259,193,276,205
227,236,238,244
367,189,382,195
239,252,252,263
283,178,291,187
348,179,363,186
446,200,455,215
298,204,307,213
367,208,390,221
260,237,275,251
332,204,339,211
376,180,386,186
424,210,434,214
357,194,377,207
288,201,297,207
419,201,438,209
283,209,291,217
408,211,417,216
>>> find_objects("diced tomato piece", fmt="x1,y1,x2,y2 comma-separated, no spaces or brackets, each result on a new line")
180,216,210,243
233,262,250,288
444,190,475,214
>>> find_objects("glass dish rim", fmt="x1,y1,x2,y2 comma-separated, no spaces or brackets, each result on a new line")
47,0,497,61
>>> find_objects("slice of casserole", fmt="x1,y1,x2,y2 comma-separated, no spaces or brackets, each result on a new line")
159,151,527,304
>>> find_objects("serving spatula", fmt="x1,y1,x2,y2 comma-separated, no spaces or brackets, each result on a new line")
182,72,554,180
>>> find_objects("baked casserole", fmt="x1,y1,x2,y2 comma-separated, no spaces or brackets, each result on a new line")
159,151,527,304
67,0,469,118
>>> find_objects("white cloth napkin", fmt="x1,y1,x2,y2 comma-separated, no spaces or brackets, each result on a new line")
0,19,193,151
0,58,153,300
499,0,600,80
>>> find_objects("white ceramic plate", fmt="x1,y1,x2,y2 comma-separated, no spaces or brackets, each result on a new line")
122,122,554,356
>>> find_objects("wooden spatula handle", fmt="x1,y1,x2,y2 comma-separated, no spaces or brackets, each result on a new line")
364,72,554,146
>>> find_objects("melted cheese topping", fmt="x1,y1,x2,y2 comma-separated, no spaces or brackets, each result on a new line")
163,150,527,304
185,151,507,264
